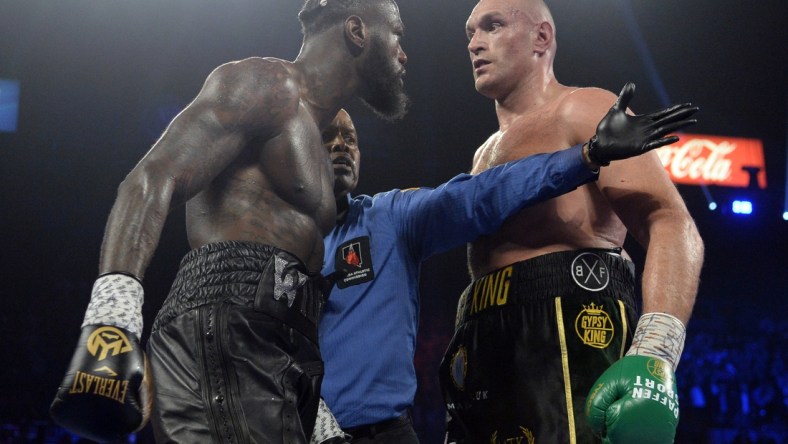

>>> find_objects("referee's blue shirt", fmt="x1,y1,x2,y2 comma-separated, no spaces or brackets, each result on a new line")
320,145,595,428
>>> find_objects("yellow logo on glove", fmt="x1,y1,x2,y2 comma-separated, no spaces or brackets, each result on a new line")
646,358,669,382
68,371,130,404
87,326,134,361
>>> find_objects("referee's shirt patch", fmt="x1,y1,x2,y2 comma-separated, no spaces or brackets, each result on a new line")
334,236,375,289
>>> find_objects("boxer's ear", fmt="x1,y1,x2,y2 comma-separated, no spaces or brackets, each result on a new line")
533,21,554,55
344,15,367,53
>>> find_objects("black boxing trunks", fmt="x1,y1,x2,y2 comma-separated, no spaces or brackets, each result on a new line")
439,249,638,444
147,241,326,444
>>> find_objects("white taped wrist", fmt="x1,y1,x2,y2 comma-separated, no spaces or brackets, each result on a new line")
311,398,350,443
82,273,144,340
626,312,686,370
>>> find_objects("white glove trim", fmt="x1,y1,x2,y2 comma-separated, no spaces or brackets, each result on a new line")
82,273,144,340
626,312,686,370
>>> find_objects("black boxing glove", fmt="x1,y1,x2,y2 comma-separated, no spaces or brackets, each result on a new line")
50,274,153,443
587,82,699,166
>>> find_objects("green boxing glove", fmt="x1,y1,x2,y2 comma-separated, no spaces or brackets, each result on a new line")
586,355,678,443
586,313,686,444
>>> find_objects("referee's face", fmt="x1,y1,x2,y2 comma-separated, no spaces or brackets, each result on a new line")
323,109,361,199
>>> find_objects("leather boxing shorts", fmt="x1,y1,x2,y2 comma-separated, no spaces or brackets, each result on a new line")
148,241,326,443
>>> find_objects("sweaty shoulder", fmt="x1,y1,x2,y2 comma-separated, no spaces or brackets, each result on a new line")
200,57,302,136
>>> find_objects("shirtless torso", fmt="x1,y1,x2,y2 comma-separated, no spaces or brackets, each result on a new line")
102,58,338,275
468,85,628,278
184,60,336,272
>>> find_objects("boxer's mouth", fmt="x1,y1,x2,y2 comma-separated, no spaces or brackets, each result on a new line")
332,156,353,167
473,59,490,70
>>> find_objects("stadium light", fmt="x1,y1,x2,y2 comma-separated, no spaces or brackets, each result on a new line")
731,200,753,215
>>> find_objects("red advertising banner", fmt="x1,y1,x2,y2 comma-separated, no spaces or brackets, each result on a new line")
655,134,767,188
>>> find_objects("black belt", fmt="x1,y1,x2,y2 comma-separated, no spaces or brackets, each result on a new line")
345,413,411,440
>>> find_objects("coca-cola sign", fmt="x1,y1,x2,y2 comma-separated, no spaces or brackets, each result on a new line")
656,134,767,188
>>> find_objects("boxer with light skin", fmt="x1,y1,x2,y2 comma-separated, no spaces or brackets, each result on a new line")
314,90,697,443
439,0,704,443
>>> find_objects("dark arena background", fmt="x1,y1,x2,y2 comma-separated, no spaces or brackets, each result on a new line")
1,0,786,443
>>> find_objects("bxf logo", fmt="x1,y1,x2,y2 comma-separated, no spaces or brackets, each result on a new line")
570,252,610,291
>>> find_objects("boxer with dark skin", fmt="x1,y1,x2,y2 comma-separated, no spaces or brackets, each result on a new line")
51,1,409,443
102,0,408,276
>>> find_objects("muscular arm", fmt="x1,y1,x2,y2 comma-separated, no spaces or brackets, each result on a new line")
99,58,296,279
604,153,703,324
564,88,703,324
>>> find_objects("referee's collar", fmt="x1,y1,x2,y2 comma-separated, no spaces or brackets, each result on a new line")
336,193,355,225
